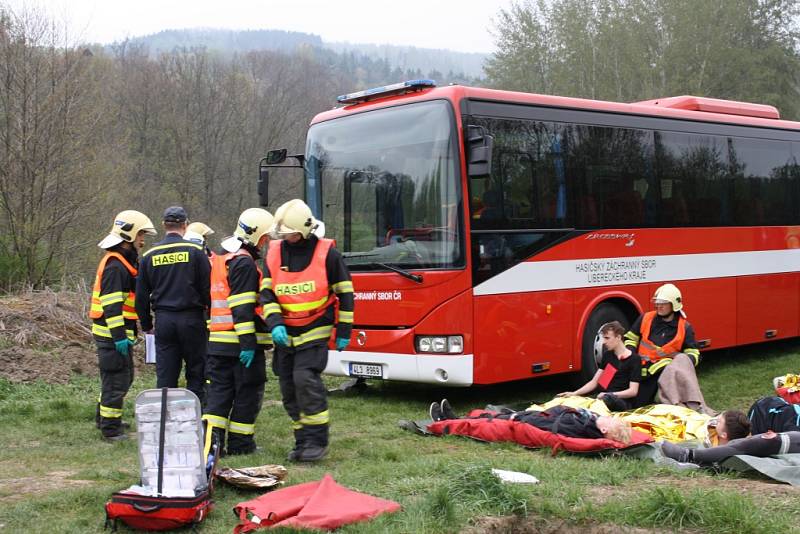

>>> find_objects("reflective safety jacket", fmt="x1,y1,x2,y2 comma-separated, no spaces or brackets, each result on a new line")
261,236,354,349
266,238,335,327
208,248,270,351
638,311,685,363
624,311,700,374
89,250,138,343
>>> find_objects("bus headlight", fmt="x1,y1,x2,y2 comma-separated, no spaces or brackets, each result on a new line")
416,335,463,354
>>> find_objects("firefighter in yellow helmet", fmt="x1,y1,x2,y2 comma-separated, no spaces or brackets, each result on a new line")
203,208,273,458
90,210,156,441
260,199,354,462
185,222,215,257
624,283,709,412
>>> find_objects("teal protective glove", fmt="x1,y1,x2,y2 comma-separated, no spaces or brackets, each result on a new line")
114,339,131,356
335,337,350,351
239,349,255,368
271,325,290,347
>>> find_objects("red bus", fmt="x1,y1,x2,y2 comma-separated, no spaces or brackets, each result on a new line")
262,80,800,386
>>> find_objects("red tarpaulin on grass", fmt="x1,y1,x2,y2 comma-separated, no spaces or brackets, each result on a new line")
426,409,652,453
233,474,401,532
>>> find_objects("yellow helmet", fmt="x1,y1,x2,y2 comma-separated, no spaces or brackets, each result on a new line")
271,199,319,239
186,222,214,237
221,208,273,252
98,210,157,249
653,283,683,313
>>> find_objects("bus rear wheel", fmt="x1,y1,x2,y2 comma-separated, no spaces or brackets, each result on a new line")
577,303,629,385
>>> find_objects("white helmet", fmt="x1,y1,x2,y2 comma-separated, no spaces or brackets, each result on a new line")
221,208,273,252
98,210,157,249
186,222,214,237
271,199,319,239
653,283,683,315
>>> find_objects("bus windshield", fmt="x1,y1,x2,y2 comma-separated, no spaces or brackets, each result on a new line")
305,100,463,271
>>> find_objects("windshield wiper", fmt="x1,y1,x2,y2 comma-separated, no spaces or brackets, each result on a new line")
371,262,423,284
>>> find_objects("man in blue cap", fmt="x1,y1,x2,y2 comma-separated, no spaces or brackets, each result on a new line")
136,206,211,402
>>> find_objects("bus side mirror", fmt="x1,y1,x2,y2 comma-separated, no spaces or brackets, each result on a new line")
467,125,493,177
265,149,287,165
258,164,269,207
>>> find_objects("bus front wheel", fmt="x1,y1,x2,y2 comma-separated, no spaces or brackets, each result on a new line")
577,303,628,385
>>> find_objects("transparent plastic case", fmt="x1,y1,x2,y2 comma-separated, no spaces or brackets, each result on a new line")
134,389,206,496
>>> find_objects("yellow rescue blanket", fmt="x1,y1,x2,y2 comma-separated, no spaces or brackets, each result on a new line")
526,397,714,443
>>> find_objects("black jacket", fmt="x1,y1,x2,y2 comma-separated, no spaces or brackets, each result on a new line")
136,233,211,331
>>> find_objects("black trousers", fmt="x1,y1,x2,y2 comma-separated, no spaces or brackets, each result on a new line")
154,309,206,404
273,342,329,447
204,351,266,452
691,431,800,464
600,393,635,412
97,342,134,436
634,372,661,407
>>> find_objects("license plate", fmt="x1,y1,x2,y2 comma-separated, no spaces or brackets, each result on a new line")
349,362,383,378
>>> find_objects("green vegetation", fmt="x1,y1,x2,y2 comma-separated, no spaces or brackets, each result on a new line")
2,341,800,532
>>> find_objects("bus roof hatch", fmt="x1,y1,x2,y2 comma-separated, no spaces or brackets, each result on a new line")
634,95,780,119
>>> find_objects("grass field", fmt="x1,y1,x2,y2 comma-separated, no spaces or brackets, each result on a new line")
2,341,800,533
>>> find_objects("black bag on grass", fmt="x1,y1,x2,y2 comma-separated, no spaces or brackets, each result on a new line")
748,396,800,435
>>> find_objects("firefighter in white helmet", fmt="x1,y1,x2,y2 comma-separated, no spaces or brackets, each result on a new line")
203,208,273,458
260,199,354,462
185,222,215,257
90,210,156,441
624,283,709,411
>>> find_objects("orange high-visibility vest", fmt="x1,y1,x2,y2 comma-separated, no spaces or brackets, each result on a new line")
638,311,686,363
88,252,138,320
209,249,263,332
266,238,336,327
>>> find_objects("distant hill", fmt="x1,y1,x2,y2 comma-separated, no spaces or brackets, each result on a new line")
122,28,488,79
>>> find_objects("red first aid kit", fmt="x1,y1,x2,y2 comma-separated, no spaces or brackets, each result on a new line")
105,388,216,531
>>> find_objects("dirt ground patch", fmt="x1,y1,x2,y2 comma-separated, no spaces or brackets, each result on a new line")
0,344,99,384
586,473,799,505
0,470,92,504
0,289,148,383
464,515,662,533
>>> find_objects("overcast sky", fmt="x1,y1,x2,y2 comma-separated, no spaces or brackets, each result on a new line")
4,0,515,53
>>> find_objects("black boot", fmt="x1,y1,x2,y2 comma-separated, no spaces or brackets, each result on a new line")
297,424,329,462
287,427,308,462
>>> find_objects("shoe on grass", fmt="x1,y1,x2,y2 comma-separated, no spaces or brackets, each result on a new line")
440,399,457,420
660,441,691,463
297,445,328,462
429,402,443,422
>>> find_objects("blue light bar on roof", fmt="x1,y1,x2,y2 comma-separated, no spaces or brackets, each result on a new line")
336,79,437,105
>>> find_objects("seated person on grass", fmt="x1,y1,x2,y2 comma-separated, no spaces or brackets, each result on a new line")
429,399,632,444
557,321,640,412
660,410,771,465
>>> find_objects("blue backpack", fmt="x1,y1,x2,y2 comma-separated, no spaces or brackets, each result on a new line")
748,396,800,435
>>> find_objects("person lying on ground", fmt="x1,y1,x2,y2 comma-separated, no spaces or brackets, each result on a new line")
659,411,786,465
429,399,632,444
704,410,751,446
557,321,640,411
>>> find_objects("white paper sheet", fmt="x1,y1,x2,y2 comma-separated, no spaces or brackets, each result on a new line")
491,468,540,484
145,333,157,364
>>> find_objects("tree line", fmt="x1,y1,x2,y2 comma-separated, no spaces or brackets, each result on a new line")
2,1,798,289
0,6,477,289
485,0,800,118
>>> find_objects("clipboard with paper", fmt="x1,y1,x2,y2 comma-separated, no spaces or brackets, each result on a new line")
145,333,157,364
